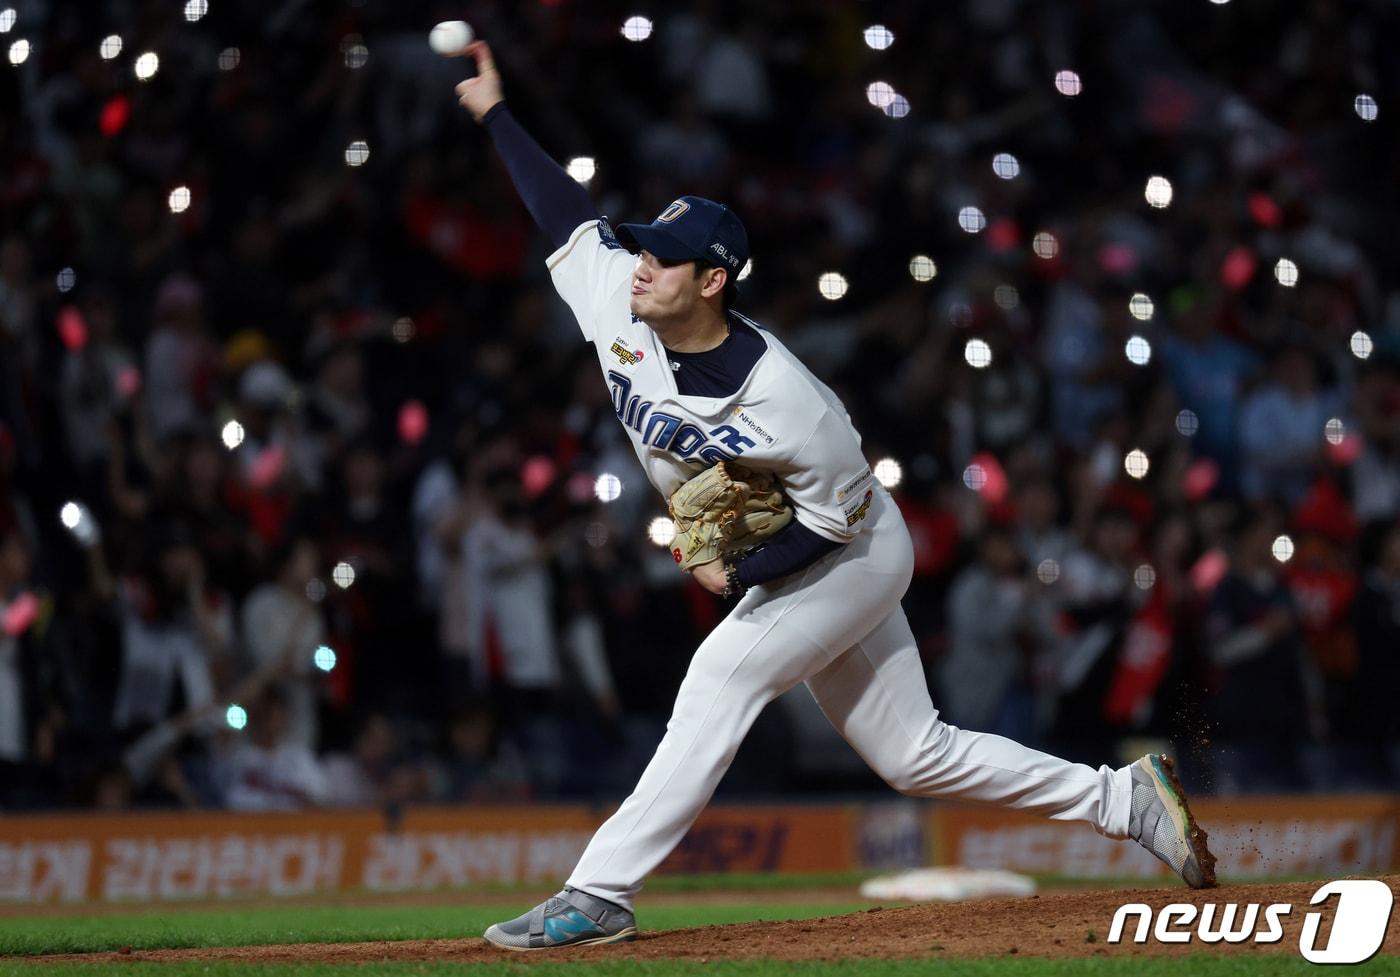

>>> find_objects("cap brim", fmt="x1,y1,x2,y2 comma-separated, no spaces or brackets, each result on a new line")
615,223,704,262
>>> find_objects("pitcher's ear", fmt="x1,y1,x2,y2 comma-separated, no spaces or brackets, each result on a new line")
701,266,728,299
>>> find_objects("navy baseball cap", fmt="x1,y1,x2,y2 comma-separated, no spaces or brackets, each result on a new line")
616,196,749,278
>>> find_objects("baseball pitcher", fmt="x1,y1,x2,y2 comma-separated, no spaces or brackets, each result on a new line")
453,41,1216,951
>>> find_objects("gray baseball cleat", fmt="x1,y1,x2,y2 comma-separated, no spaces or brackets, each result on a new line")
1129,754,1218,889
482,887,637,951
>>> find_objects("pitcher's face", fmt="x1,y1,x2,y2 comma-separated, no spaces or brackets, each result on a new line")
629,251,704,324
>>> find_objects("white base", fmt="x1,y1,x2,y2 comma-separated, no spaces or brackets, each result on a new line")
859,867,1037,902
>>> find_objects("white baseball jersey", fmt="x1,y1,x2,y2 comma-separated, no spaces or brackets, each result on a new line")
547,218,877,543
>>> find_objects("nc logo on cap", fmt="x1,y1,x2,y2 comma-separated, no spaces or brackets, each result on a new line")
657,200,690,223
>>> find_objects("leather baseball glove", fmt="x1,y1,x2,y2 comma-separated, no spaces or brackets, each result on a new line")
668,461,793,571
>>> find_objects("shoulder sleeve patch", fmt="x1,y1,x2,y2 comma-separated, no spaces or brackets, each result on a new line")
598,217,624,251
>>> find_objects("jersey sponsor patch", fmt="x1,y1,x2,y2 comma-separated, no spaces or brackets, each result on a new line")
730,406,777,447
836,467,873,503
609,336,646,367
844,488,875,527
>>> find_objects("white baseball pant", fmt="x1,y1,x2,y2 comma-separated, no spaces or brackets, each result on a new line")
567,490,1134,910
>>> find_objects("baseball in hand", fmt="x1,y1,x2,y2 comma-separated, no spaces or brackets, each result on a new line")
429,20,474,56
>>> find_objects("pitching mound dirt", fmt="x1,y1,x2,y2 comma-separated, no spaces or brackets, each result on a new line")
27,876,1399,964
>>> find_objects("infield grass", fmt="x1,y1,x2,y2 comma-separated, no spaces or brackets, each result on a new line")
0,902,881,957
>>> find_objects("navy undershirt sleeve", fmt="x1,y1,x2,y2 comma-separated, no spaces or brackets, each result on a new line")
481,103,598,249
734,519,842,587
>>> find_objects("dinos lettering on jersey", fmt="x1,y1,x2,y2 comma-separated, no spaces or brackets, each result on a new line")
609,336,646,367
608,371,756,464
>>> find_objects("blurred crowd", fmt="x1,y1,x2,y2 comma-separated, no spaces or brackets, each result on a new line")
2,0,1399,812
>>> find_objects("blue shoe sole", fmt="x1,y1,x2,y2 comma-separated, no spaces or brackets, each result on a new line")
484,926,638,952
